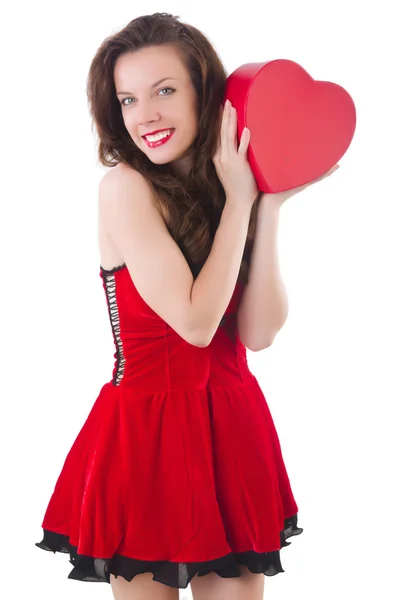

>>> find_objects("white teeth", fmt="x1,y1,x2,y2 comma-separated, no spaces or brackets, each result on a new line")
145,129,173,142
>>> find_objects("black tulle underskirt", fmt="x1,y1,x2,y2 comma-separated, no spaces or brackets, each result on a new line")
35,513,303,588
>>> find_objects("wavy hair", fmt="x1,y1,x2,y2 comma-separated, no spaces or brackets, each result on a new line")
86,12,259,286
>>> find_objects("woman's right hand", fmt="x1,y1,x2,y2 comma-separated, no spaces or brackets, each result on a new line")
212,99,259,208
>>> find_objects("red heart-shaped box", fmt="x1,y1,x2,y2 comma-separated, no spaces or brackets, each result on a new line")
224,59,356,193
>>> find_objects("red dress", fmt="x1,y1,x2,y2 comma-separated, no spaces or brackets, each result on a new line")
35,261,303,588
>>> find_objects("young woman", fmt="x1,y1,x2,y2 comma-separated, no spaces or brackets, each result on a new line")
36,11,337,600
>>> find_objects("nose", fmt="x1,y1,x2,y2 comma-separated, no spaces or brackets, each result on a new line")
137,107,161,129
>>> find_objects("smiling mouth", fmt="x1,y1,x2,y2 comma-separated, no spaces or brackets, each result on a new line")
142,128,176,147
142,128,175,140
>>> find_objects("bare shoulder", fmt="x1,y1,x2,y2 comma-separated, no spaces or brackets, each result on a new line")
99,163,152,227
98,162,170,233
100,162,152,196
97,162,207,347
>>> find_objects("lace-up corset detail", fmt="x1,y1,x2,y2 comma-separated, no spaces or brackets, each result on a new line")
100,264,126,386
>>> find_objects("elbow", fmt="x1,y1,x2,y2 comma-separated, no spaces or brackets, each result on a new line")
197,331,214,348
248,320,287,351
248,339,273,352
188,328,212,348
191,337,210,348
193,329,217,348
193,333,274,351
252,342,273,352
239,328,276,352
188,319,218,348
247,333,276,352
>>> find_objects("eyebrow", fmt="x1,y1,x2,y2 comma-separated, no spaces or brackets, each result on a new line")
116,77,176,96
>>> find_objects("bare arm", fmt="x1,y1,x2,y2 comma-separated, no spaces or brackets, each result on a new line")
99,165,251,347
237,196,289,351
189,199,251,345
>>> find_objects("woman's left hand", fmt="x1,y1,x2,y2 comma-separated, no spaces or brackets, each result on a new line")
260,164,340,206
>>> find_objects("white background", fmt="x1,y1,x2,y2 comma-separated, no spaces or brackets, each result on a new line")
1,1,396,599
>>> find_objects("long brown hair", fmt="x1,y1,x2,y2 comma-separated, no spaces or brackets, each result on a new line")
86,12,259,286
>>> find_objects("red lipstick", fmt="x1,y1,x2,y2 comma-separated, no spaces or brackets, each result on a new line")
143,128,173,136
143,128,175,148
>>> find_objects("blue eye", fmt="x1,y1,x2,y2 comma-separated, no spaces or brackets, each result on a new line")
121,87,175,106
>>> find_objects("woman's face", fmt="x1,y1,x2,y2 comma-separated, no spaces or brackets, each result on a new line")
114,44,199,174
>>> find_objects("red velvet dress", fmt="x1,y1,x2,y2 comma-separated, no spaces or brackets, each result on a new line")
35,261,303,589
